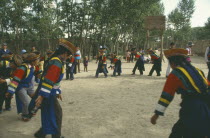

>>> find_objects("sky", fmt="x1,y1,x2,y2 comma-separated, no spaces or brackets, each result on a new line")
161,0,210,27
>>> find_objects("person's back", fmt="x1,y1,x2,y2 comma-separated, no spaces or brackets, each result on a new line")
151,48,210,137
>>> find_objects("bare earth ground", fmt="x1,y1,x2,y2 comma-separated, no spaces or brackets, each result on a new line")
0,56,208,138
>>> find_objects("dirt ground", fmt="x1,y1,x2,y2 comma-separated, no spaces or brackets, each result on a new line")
0,56,208,138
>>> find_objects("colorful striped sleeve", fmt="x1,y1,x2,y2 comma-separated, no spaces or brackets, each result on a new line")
154,73,185,116
39,59,62,98
7,66,26,94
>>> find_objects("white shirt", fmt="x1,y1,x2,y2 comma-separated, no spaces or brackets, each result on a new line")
186,47,191,55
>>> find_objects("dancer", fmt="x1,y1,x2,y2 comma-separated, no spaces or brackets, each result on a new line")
151,48,210,137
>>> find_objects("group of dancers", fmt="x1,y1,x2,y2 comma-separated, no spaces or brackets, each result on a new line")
95,46,162,78
0,40,210,138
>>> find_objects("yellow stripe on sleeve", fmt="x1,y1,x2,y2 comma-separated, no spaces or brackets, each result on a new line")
159,98,170,105
42,82,53,89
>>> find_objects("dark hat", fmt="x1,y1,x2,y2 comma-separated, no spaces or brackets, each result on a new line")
187,41,194,47
99,45,106,49
2,43,7,46
59,39,76,54
170,42,175,46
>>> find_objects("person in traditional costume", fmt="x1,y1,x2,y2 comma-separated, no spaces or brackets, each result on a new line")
131,52,145,75
95,46,108,78
151,48,210,138
166,42,176,78
111,55,122,77
5,52,40,121
0,53,14,113
30,39,76,138
148,50,162,76
66,54,76,80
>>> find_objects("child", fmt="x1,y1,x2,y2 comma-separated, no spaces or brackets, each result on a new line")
83,56,88,72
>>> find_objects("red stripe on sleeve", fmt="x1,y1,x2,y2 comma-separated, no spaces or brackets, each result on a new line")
45,65,61,83
162,73,186,96
13,68,25,80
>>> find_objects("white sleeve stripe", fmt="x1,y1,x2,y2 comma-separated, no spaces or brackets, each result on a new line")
40,88,51,93
6,79,11,85
155,104,167,113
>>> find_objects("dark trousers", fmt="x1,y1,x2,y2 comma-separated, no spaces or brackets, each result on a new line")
130,54,134,62
207,63,210,81
66,66,74,80
132,62,138,74
113,64,120,76
169,119,207,138
75,59,81,73
0,83,11,110
84,66,88,72
95,64,107,77
139,70,143,75
53,97,62,138
66,68,70,79
149,64,161,76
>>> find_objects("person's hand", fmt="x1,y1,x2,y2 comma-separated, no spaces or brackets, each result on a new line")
35,95,44,107
5,92,13,98
0,78,6,83
150,114,159,125
57,94,62,101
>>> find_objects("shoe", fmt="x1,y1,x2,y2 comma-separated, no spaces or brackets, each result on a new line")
34,128,46,138
131,73,135,75
22,114,31,122
95,76,98,78
157,74,161,76
105,76,108,78
148,75,152,76
140,74,143,75
111,75,116,77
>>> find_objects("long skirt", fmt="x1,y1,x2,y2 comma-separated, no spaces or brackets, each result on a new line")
41,95,62,135
169,97,210,137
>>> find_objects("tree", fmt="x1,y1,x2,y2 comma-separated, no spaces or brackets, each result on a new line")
168,0,195,44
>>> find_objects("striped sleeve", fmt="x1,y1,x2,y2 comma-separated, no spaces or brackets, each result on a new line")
154,73,184,116
39,59,62,98
7,66,26,94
